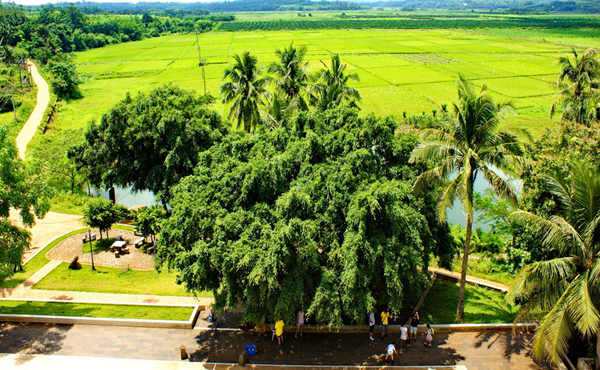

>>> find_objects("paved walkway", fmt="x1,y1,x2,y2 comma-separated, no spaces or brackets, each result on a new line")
0,354,468,370
8,209,82,263
0,323,543,370
15,59,50,160
428,267,510,292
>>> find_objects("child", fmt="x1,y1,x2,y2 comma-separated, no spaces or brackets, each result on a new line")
295,309,305,338
399,324,408,350
424,323,434,347
385,342,398,365
275,318,285,345
368,312,375,340
380,309,390,340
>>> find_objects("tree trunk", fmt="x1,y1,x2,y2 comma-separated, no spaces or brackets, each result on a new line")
109,186,116,204
456,213,473,321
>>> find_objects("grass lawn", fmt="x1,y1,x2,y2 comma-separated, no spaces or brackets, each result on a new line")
419,279,519,324
0,300,193,321
33,262,212,298
0,225,134,289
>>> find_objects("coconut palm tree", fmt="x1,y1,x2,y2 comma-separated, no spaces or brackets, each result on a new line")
508,163,600,368
550,47,600,126
220,52,269,133
262,92,298,130
311,54,361,111
410,75,526,320
268,43,311,110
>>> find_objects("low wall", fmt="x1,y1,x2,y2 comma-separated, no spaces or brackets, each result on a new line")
0,298,203,329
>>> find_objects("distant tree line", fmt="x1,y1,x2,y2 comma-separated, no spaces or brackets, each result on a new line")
0,3,220,65
219,16,600,31
51,0,364,14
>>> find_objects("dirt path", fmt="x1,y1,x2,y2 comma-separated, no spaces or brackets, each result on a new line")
15,59,50,160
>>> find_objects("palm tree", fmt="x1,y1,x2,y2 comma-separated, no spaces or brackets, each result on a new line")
550,47,600,126
268,43,311,110
507,163,600,368
220,52,269,133
262,92,298,130
311,54,361,111
410,75,526,320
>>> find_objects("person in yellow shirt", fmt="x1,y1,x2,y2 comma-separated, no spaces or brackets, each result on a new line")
380,310,390,340
275,318,285,345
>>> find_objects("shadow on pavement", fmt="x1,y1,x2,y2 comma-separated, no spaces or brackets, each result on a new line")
0,322,72,365
190,331,464,367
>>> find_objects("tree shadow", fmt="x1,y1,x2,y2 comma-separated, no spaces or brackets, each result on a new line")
189,331,465,366
0,322,72,364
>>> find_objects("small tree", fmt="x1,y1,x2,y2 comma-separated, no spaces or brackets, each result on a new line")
48,57,82,101
82,198,125,239
133,205,165,243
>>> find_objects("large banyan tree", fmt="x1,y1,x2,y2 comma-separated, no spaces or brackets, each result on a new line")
156,105,455,326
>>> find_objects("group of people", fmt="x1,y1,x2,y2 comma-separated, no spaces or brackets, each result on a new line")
375,311,435,365
272,309,305,345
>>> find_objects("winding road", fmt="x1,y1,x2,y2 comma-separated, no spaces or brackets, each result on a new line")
10,60,82,261
15,60,50,160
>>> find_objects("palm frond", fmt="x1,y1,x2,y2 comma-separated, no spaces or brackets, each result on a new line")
568,271,600,338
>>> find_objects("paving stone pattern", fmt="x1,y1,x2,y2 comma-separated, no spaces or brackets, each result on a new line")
0,322,545,369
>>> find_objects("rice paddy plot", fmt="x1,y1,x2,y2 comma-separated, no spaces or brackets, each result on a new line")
67,28,590,137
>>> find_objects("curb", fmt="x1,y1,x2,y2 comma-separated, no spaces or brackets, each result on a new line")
194,322,537,334
0,298,204,329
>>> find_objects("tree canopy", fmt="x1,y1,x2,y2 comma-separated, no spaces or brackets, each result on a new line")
69,84,226,205
0,125,51,280
81,198,126,239
156,105,454,326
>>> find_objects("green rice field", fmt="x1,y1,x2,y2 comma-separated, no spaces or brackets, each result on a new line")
65,28,599,136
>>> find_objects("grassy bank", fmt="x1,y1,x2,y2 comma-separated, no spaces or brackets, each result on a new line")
419,279,518,324
0,300,193,321
33,262,212,298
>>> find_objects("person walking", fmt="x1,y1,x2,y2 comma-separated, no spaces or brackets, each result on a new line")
295,309,305,338
385,342,398,365
275,318,285,345
209,307,218,330
424,323,434,347
399,324,408,350
380,309,390,340
368,312,375,340
409,311,419,342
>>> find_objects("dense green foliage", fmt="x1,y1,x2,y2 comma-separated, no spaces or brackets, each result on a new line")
70,84,226,204
219,16,600,31
156,106,454,326
0,3,216,64
48,57,82,100
509,164,600,366
0,125,51,281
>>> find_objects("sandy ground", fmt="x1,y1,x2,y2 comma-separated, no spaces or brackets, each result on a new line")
45,229,155,270
15,60,50,160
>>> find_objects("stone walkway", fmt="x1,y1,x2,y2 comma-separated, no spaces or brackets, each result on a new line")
0,353,468,370
0,323,543,369
15,59,49,160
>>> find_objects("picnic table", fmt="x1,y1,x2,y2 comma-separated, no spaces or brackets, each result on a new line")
110,240,127,252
